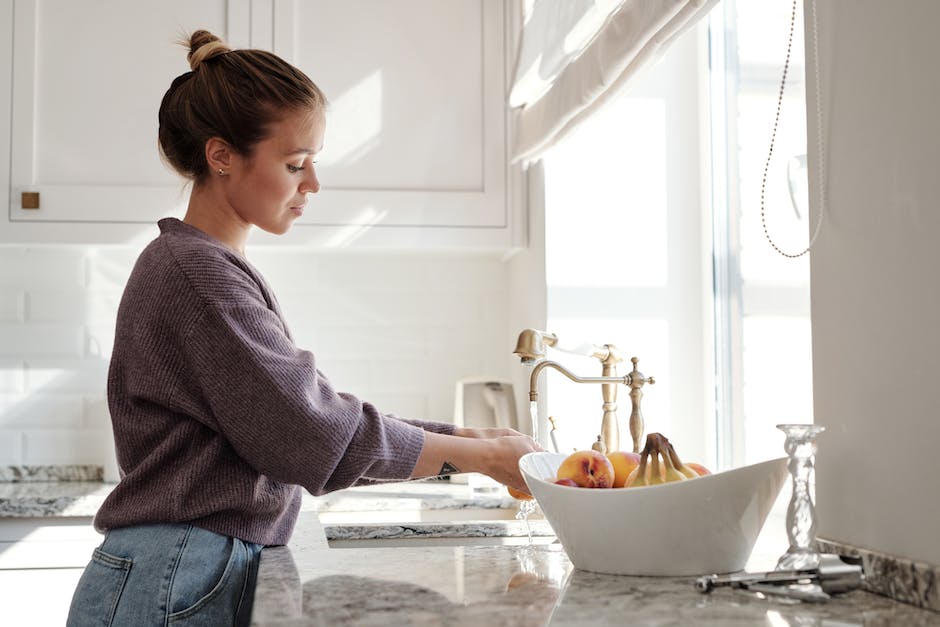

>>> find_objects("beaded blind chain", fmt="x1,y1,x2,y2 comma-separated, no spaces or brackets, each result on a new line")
760,0,825,258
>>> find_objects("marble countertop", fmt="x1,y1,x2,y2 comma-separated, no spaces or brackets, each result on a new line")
251,512,940,626
0,475,520,517
0,474,555,544
0,481,114,517
6,469,938,621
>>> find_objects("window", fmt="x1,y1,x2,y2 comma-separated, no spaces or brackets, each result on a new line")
542,0,812,468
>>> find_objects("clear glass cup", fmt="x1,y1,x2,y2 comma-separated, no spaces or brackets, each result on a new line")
776,423,826,571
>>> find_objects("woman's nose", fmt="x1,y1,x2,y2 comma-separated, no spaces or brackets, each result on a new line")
300,167,320,194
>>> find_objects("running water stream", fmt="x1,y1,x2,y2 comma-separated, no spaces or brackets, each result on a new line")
515,498,538,544
513,400,543,544
529,400,539,445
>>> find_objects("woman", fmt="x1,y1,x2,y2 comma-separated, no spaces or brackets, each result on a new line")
67,30,539,626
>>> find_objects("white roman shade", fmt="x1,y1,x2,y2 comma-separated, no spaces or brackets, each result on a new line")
510,0,719,165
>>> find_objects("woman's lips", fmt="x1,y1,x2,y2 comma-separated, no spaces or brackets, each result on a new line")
290,204,305,216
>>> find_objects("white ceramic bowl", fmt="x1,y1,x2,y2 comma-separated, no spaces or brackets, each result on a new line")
519,452,788,576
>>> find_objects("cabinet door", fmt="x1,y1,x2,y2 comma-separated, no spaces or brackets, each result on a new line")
1,0,523,249
3,0,248,241
253,0,516,248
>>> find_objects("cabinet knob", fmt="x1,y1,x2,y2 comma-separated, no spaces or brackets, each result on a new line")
22,192,40,210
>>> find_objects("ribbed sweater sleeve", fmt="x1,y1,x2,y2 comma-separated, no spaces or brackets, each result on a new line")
183,292,427,494
94,219,455,545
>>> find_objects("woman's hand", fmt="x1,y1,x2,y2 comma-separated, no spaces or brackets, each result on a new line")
453,426,524,439
479,434,543,493
411,431,543,494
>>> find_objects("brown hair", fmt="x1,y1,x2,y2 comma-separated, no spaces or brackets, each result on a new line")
158,30,327,184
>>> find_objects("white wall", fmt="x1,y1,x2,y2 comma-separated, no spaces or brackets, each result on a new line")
809,0,940,566
0,244,511,467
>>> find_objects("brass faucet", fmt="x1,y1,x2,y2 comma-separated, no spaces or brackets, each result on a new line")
513,329,655,453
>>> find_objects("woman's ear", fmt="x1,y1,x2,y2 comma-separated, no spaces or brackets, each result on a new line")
205,137,234,175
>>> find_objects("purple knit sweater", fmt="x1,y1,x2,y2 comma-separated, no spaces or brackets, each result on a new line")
94,219,454,545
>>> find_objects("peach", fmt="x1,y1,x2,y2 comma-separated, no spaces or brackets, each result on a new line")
554,478,579,487
607,450,642,488
506,572,540,591
556,450,615,488
687,462,711,476
507,486,533,500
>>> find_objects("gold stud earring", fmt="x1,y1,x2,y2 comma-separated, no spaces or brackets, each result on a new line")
218,168,226,176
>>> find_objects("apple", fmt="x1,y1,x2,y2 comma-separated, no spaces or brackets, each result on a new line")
553,478,579,487
607,450,642,488
687,462,711,476
556,450,615,488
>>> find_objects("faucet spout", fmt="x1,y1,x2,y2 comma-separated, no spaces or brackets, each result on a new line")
513,328,558,363
513,329,655,453
528,360,634,452
527,360,631,402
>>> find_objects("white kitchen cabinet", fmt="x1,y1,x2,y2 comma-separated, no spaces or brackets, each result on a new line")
0,0,247,244
0,0,524,250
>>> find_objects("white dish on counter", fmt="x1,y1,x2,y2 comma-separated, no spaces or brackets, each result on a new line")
519,452,788,576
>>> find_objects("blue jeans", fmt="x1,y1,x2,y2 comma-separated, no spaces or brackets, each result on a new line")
66,523,264,627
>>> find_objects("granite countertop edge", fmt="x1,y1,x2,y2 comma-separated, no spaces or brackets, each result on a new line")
0,473,550,541
4,469,938,615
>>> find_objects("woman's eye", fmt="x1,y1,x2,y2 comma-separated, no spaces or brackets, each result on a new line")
286,164,305,174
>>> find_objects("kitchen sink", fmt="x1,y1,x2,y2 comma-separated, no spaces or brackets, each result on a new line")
317,506,542,524
321,508,555,549
326,534,557,548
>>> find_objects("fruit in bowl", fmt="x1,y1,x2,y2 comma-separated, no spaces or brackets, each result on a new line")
518,450,787,576
626,432,704,487
555,449,616,488
606,450,641,488
551,434,711,490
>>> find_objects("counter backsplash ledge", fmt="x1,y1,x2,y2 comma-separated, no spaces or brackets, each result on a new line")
818,538,940,614
0,465,103,482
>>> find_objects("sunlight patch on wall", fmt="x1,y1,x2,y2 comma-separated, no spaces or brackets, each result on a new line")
324,206,387,248
319,70,383,169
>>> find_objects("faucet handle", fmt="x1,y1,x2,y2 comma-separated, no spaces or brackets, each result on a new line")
627,357,654,388
627,357,654,453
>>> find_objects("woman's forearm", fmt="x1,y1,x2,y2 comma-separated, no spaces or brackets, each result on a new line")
410,431,491,478
410,430,540,492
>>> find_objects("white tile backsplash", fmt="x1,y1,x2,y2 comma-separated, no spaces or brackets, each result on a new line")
0,245,511,465
0,393,85,428
25,290,86,322
21,429,111,465
83,248,139,290
0,290,25,322
0,431,22,461
24,359,108,394
0,323,85,358
81,396,111,428
0,248,86,289
0,359,25,394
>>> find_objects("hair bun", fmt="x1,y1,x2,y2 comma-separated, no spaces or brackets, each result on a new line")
187,30,231,71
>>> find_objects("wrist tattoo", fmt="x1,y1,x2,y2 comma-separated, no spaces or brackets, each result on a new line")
438,461,460,475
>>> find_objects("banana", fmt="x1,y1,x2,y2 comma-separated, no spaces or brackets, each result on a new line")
626,433,690,487
665,440,699,479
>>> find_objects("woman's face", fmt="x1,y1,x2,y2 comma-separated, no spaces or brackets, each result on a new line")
226,108,325,235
